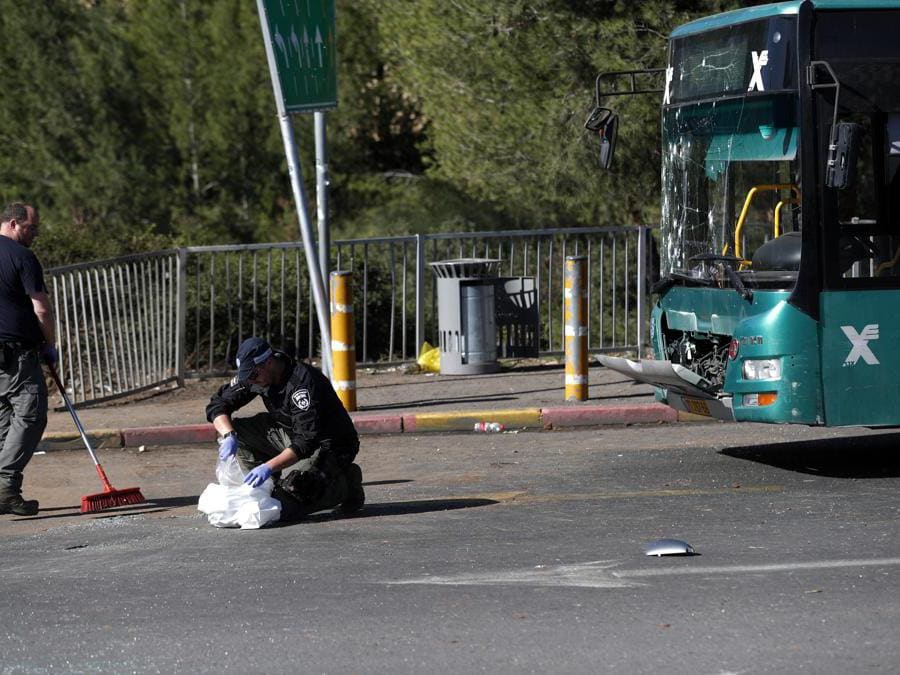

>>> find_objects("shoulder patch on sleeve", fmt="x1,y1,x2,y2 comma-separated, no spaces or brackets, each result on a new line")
292,388,311,411
230,375,240,387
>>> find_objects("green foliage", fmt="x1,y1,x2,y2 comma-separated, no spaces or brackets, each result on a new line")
121,0,293,243
374,0,745,229
0,2,156,267
334,174,506,238
0,0,749,268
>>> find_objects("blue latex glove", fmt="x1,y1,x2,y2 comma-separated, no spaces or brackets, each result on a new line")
218,433,238,461
244,464,273,488
40,343,59,366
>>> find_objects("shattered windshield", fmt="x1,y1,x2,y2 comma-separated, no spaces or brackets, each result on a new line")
660,15,800,277
667,16,795,105
660,95,800,275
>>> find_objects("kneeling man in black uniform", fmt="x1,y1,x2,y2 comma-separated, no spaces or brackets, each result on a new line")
206,337,364,520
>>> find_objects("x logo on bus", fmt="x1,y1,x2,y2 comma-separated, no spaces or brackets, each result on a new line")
748,50,768,92
841,324,880,367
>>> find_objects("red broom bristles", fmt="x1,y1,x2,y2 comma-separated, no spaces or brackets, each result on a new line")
80,486,146,514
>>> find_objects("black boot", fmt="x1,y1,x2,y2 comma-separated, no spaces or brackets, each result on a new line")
0,493,39,516
335,463,365,515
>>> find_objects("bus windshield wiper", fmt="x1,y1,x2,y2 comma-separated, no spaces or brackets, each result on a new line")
687,254,753,303
723,264,753,302
652,271,713,294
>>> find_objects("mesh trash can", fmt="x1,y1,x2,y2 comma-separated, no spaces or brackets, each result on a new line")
431,259,501,375
495,277,539,359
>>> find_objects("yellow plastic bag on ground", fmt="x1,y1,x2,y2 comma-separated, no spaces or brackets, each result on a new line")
417,341,440,373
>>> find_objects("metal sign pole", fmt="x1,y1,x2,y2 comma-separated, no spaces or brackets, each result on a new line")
256,0,332,377
315,111,331,368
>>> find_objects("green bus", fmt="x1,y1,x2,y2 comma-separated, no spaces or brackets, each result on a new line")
592,1,900,426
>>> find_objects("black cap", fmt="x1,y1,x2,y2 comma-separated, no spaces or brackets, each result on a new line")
235,337,273,383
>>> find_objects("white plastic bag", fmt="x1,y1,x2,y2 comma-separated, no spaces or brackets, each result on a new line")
216,454,245,487
197,456,281,529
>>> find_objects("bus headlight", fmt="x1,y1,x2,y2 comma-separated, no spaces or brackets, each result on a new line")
742,358,782,380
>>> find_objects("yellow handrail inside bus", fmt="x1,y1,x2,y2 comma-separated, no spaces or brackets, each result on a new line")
733,183,800,258
774,197,801,238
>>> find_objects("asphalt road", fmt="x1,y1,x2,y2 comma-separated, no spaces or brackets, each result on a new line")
2,422,899,673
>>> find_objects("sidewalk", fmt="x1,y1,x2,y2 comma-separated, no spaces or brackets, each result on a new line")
39,361,700,451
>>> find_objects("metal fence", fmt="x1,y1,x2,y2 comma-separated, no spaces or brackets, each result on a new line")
47,225,652,404
49,251,182,405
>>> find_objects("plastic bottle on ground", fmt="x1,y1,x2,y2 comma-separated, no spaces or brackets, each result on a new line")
473,421,505,433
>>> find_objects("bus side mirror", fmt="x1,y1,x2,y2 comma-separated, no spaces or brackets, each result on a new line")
585,107,619,170
826,122,863,189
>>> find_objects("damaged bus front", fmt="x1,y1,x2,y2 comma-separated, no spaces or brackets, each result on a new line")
588,1,900,426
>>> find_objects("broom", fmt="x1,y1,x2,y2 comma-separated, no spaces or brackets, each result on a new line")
49,364,146,513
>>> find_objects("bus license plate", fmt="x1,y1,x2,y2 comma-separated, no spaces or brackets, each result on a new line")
683,397,711,416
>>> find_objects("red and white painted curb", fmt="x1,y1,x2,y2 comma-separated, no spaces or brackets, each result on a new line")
38,403,708,451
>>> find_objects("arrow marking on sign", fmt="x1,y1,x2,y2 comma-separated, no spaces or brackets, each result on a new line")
302,26,311,69
315,26,324,68
290,27,302,70
274,28,288,69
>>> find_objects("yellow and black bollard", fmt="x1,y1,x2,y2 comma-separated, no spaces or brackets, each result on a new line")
564,256,588,401
330,271,357,411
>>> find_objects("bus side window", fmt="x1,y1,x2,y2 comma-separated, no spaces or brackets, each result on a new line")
835,114,890,279
888,114,900,231
875,115,900,277
837,116,877,226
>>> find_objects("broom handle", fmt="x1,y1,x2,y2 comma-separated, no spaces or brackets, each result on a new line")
48,364,116,492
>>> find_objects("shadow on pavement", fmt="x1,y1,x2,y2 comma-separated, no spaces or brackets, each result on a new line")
145,496,202,508
354,364,566,392
363,479,413,486
361,395,519,411
721,432,900,478
496,363,564,375
50,381,183,412
277,497,499,527
588,391,654,402
9,495,201,522
357,497,499,516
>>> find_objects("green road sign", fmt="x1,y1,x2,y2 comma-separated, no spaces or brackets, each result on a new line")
260,0,337,113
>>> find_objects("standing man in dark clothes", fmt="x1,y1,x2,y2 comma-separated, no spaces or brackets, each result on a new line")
0,202,58,516
206,336,364,520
